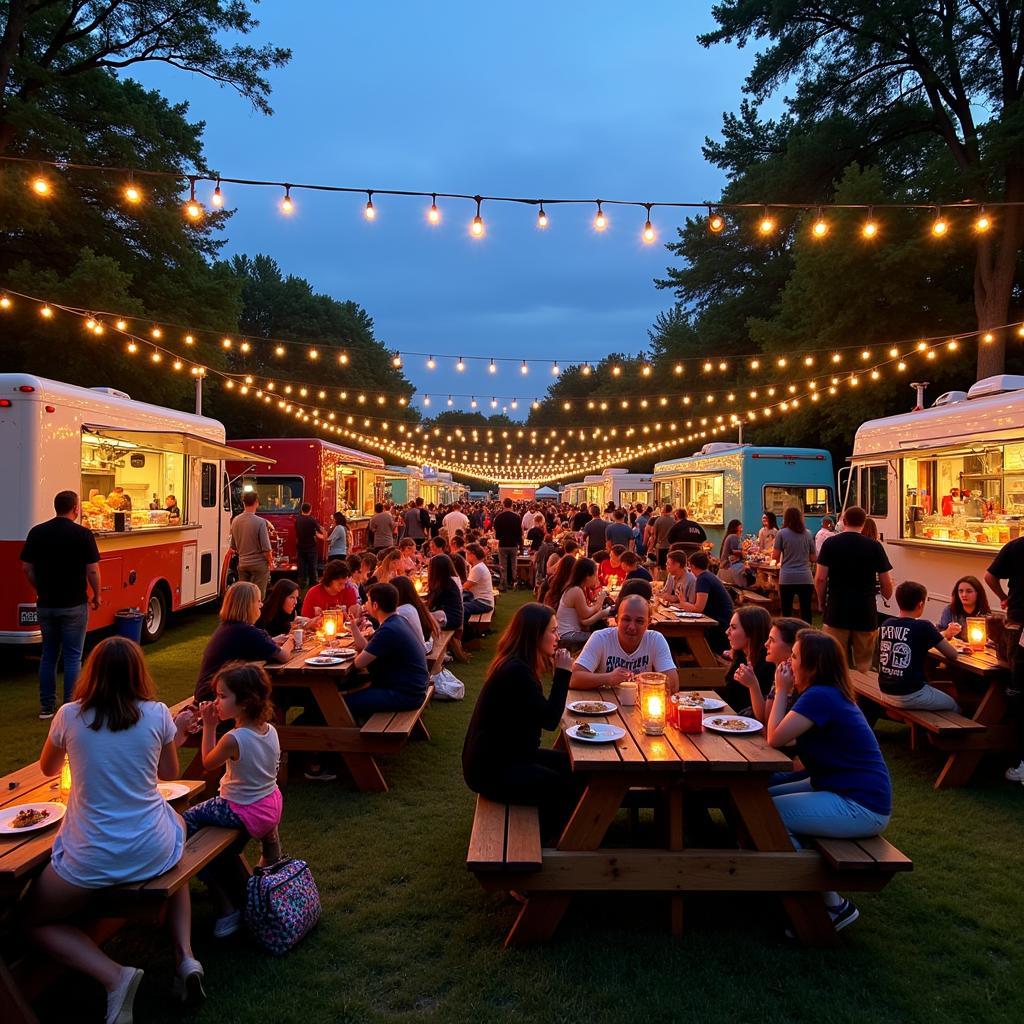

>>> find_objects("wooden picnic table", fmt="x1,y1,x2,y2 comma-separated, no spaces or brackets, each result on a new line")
477,688,848,947
647,607,722,668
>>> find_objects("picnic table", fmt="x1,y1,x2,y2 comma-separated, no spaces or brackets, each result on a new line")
647,607,722,668
468,689,910,947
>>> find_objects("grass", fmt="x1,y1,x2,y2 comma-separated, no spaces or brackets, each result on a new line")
4,594,1024,1024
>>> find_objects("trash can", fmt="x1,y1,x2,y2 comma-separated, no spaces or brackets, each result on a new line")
114,608,144,644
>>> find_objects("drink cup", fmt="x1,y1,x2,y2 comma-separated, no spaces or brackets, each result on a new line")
293,628,304,651
618,681,638,706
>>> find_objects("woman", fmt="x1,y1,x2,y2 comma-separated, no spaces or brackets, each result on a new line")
862,516,879,541
939,575,990,634
376,549,405,586
541,553,577,610
391,575,439,653
736,616,805,723
555,557,610,646
255,578,299,638
757,511,779,552
462,603,576,839
719,519,752,587
426,553,464,631
25,638,205,1020
773,506,817,623
194,581,293,701
720,605,774,712
767,629,893,931
327,511,348,560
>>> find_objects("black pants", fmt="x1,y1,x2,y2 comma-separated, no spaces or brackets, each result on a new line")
1009,647,1024,761
780,583,814,624
297,549,318,591
476,748,576,842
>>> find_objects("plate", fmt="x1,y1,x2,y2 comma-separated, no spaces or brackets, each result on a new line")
157,782,190,802
305,656,344,667
566,723,626,743
319,648,355,659
674,611,704,618
703,715,764,734
676,694,727,711
566,700,617,716
0,801,66,835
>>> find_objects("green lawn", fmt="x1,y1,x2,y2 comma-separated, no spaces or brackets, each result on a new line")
4,595,1024,1024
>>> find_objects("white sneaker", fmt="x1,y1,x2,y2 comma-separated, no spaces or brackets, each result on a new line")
173,957,205,1007
1004,761,1024,782
106,967,143,1024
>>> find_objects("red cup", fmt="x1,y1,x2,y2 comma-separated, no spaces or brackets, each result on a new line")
676,704,703,734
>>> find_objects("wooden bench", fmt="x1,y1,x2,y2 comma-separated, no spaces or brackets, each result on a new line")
810,835,913,876
360,685,434,745
468,609,494,626
738,589,773,607
466,796,542,873
426,630,454,677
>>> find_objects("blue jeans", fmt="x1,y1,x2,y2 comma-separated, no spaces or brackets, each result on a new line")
769,775,890,840
346,687,423,718
463,596,494,616
37,604,90,710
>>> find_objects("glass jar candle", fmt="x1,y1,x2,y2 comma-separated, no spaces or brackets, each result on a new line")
638,672,668,735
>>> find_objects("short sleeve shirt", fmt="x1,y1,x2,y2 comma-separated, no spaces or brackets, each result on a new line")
20,517,100,608
877,616,943,696
365,614,429,698
988,537,1024,623
816,531,892,631
575,627,675,676
695,571,734,628
774,527,816,585
582,518,608,555
195,622,280,700
606,522,633,548
230,511,271,568
368,512,396,548
653,515,675,547
293,514,321,552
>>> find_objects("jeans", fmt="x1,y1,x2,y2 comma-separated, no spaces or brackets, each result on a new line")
780,583,814,624
183,796,254,902
884,685,959,712
463,596,494,616
297,549,318,591
769,775,890,839
37,604,90,710
346,686,424,718
497,546,518,589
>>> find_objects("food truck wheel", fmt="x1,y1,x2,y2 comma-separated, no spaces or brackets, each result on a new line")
141,587,169,644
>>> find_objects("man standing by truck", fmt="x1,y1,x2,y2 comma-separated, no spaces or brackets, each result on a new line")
294,502,325,591
230,490,273,599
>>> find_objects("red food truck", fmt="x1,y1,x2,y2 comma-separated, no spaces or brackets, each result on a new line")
226,437,387,572
0,373,273,646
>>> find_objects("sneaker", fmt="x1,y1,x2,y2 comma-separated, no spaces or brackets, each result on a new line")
303,765,337,782
173,957,205,1007
38,708,55,720
828,898,860,932
1004,760,1024,782
213,909,242,939
106,966,143,1024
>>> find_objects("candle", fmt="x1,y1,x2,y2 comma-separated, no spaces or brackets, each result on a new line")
638,672,668,735
324,618,337,638
966,616,987,651
414,577,424,594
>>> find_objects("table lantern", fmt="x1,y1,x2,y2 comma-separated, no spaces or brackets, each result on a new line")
608,574,619,590
638,672,668,736
966,616,987,651
413,577,424,594
321,609,342,640
59,754,72,804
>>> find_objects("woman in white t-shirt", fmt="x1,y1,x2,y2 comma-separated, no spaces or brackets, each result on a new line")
24,637,204,1022
391,575,439,653
555,557,611,646
462,543,496,616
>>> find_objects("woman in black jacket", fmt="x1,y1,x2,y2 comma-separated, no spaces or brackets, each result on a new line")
462,602,575,838
426,553,464,632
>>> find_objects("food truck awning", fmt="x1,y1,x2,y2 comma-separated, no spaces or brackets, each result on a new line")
83,425,276,464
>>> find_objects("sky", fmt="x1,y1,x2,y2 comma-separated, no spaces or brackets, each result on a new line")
131,1,757,420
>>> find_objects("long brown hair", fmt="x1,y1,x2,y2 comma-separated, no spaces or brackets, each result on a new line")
782,506,805,533
543,554,577,609
391,574,440,640
427,553,457,601
794,628,854,701
213,662,275,724
733,605,772,667
950,575,990,618
488,602,555,682
72,636,156,732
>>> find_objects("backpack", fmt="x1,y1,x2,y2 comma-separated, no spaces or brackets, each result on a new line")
245,857,321,955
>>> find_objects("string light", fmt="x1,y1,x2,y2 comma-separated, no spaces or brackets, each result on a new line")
975,208,991,233
428,194,440,224
521,360,528,375
30,175,50,196
391,353,402,368
862,209,878,239
427,355,436,369
40,304,54,319
594,201,607,231
211,179,224,208
537,204,548,229
758,208,776,235
488,359,497,374
123,177,142,205
280,185,294,215
470,196,484,238
456,357,465,372
364,191,376,221
183,178,203,221
931,208,948,236
0,295,10,309
642,205,656,244
708,206,725,233
811,209,828,238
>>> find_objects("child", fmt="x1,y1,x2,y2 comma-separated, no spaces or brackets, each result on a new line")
184,661,283,938
877,581,960,711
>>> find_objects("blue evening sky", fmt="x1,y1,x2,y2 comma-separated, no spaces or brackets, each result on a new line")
132,2,757,419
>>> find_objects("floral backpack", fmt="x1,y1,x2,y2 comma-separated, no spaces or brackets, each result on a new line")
245,857,321,955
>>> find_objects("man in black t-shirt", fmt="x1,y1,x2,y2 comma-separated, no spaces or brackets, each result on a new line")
293,502,325,591
493,498,523,590
985,536,1024,625
815,505,893,670
20,490,101,718
667,508,707,546
571,503,591,531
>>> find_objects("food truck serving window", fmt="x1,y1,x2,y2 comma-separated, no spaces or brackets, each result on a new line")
80,431,186,530
763,485,833,517
901,443,1024,548
238,476,303,513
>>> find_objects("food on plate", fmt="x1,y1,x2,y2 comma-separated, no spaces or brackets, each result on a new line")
679,692,706,706
573,702,610,714
11,807,50,829
575,722,597,738
709,717,748,731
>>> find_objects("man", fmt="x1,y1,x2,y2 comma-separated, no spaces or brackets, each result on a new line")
815,515,837,555
667,507,707,546
679,552,733,652
605,508,634,550
368,502,396,554
293,502,324,591
650,503,676,572
21,490,101,718
581,504,608,557
571,502,591,532
635,505,651,558
985,533,1024,625
346,582,430,718
403,498,427,549
571,594,679,691
462,543,496,616
301,558,360,617
493,497,523,591
442,502,469,538
815,505,894,671
619,550,652,582
521,504,538,535
229,490,273,599
661,550,697,605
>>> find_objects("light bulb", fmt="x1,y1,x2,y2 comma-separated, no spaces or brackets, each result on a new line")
456,357,465,372
427,355,436,369
975,211,991,232
537,206,548,228
594,203,607,231
931,214,948,236
758,213,776,235
811,216,828,238
708,212,725,233
520,360,528,374
551,362,560,376
611,365,621,376
124,184,142,205
211,183,224,208
488,359,496,374
150,327,162,339
471,215,484,237
862,219,878,239
281,189,294,215
184,334,194,345
274,344,285,356
184,199,203,221
40,305,54,319
31,176,50,196
0,295,10,309
428,195,440,224
392,354,402,368
642,217,656,243
364,194,376,220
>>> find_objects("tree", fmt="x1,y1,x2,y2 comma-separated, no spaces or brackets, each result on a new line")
0,0,290,153
701,1,1024,378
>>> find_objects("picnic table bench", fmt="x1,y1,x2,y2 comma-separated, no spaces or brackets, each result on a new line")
467,689,912,947
648,607,721,668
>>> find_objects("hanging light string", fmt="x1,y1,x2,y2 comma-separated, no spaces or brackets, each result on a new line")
5,153,1016,241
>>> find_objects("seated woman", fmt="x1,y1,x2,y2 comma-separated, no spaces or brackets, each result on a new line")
938,574,991,636
462,602,576,840
718,518,753,588
25,638,205,1020
462,543,496,617
757,511,779,552
555,557,610,646
195,582,293,701
375,549,405,586
392,575,439,653
539,552,575,609
719,605,773,712
346,583,430,718
255,578,299,638
426,553,464,632
735,616,805,723
767,628,893,932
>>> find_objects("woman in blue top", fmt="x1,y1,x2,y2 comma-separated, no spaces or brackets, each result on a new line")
767,628,892,932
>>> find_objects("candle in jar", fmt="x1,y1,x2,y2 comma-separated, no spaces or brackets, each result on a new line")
324,618,337,638
966,616,987,650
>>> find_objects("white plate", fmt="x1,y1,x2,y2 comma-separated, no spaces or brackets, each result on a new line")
566,700,618,716
674,611,703,618
319,648,355,658
305,656,344,667
703,715,764,735
566,723,626,743
0,801,66,835
676,695,727,711
157,782,190,802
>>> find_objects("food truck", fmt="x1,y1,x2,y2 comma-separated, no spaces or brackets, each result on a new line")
844,374,1024,621
653,443,835,551
0,373,273,645
226,437,387,567
383,465,423,506
601,468,653,508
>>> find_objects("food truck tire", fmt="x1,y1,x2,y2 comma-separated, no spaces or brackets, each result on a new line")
141,586,169,645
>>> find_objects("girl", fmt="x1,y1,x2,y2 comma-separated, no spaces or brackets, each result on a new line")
392,574,440,653
720,605,773,712
938,575,990,635
757,511,779,552
255,578,299,638
736,616,805,723
327,511,348,560
768,629,892,932
773,505,817,624
426,553,464,632
185,662,283,939
719,519,752,587
25,637,204,1020
555,557,610,646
